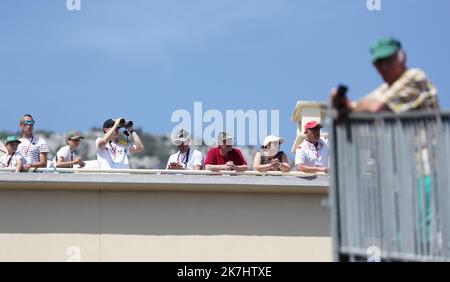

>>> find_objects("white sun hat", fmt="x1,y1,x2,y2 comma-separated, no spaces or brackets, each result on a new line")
263,135,284,147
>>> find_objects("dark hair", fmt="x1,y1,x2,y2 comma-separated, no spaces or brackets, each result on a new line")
20,114,34,124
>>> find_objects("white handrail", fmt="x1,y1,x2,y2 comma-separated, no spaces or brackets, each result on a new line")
0,167,321,178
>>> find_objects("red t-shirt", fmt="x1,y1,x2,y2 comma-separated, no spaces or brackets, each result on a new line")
204,147,247,166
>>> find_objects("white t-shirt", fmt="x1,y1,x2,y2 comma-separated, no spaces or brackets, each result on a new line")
17,136,49,164
96,138,132,169
52,145,77,164
166,148,203,170
0,152,27,168
295,138,329,167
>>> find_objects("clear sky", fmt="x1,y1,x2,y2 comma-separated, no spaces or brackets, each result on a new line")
1,0,449,150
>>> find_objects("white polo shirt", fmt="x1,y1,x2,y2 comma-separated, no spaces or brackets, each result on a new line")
295,138,329,167
166,148,203,170
96,138,132,169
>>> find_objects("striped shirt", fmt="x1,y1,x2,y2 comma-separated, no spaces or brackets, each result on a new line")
17,136,49,164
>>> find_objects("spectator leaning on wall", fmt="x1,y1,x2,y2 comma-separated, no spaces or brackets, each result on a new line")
17,114,49,170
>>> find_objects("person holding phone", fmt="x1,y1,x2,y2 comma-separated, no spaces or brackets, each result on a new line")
166,129,203,170
53,130,86,168
204,132,248,172
253,135,290,173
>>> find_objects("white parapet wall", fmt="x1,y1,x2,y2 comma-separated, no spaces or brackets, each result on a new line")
0,172,331,262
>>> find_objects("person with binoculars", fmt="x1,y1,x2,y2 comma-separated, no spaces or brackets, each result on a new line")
96,118,144,169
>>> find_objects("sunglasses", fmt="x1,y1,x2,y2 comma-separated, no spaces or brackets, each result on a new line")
22,120,35,126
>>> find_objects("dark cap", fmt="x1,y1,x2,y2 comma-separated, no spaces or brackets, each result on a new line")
103,119,115,129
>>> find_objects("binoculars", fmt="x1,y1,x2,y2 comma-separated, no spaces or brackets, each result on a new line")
117,119,134,137
118,119,133,129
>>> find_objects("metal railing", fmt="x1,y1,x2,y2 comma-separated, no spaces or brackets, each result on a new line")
329,111,450,262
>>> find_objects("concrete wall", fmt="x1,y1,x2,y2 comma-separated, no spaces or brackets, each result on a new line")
0,173,331,262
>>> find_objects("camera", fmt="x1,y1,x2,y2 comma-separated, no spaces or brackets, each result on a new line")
336,84,348,99
334,84,349,124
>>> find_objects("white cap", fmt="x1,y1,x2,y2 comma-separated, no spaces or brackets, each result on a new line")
263,135,284,147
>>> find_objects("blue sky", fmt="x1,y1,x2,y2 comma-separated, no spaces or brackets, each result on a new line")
1,0,449,151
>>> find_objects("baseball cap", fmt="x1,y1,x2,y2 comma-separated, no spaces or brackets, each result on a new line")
66,130,84,141
370,37,402,63
103,119,115,129
304,121,323,133
263,135,284,147
5,136,21,145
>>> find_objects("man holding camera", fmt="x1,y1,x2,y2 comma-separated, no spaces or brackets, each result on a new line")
331,37,439,114
96,118,144,169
